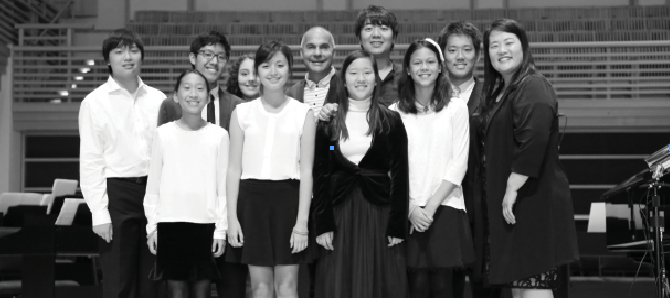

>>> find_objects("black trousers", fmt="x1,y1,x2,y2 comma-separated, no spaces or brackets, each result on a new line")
214,258,249,298
100,178,164,298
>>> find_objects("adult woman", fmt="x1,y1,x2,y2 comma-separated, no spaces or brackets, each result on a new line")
479,19,578,298
226,54,259,101
313,50,409,298
225,40,316,298
390,39,473,298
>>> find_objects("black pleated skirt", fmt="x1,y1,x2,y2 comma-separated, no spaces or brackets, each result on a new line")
150,222,220,281
314,187,408,298
225,179,312,266
406,205,475,270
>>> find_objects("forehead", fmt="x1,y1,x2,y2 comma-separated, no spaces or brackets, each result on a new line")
446,34,474,47
239,58,254,69
263,52,288,64
199,43,225,53
489,30,518,41
181,73,206,84
112,42,138,50
349,57,373,69
411,47,438,59
303,30,332,45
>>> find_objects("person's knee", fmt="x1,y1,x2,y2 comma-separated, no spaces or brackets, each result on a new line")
275,277,297,298
251,280,273,298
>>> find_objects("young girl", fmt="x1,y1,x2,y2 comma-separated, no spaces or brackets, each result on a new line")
144,69,227,298
225,40,316,298
313,50,409,298
391,39,474,298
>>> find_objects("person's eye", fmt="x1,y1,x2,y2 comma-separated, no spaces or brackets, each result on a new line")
428,60,436,64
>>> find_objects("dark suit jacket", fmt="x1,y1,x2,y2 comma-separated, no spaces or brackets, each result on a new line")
460,78,487,279
157,88,244,131
287,72,339,104
312,109,409,239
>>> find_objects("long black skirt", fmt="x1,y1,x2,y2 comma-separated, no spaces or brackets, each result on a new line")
406,206,475,270
314,187,408,298
150,222,220,281
225,179,311,266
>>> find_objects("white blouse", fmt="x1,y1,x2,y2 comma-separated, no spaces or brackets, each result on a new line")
340,98,373,164
144,122,229,239
390,98,470,210
237,98,311,180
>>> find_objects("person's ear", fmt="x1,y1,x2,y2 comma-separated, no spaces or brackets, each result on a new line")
172,93,178,103
188,52,197,67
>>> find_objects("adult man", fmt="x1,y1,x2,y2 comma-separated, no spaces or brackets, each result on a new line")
287,27,337,116
437,21,502,298
79,29,165,298
156,31,248,298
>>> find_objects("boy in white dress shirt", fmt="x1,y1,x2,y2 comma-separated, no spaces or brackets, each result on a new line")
78,29,166,298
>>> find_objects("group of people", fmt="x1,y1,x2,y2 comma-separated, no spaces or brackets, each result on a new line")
78,4,579,298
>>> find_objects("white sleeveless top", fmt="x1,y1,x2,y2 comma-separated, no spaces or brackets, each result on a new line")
237,97,311,180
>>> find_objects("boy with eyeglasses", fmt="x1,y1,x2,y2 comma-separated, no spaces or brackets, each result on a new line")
156,31,248,298
158,31,244,132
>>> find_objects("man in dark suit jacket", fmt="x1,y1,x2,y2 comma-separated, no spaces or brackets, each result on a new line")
157,31,248,298
287,26,337,119
157,31,243,132
438,21,502,298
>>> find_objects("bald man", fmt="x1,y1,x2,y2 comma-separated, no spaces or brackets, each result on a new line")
287,27,338,117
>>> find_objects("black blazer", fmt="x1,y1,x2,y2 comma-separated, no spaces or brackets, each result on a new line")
312,109,409,239
462,77,483,221
286,73,340,104
157,88,244,131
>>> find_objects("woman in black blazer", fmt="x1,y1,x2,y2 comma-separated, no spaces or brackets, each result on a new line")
479,19,579,298
312,50,409,298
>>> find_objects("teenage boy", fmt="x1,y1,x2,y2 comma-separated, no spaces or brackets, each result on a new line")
79,29,166,298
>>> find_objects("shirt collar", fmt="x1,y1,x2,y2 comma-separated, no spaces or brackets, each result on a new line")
210,86,220,99
305,67,337,89
454,77,475,96
107,76,145,93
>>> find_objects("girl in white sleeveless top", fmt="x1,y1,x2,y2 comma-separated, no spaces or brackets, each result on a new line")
225,41,316,298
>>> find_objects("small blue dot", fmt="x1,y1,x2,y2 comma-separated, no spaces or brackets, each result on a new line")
330,146,334,150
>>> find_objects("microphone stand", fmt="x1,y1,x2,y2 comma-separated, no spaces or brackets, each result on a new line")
650,165,669,298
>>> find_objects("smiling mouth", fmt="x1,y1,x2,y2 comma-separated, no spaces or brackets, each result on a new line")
185,100,201,106
498,57,512,62
369,41,384,47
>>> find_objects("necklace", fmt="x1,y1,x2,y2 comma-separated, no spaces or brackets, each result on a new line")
415,100,431,113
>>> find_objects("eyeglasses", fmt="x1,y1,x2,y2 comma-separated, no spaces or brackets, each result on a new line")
198,50,227,62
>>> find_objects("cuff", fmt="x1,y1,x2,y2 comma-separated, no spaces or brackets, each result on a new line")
91,210,112,226
214,231,227,240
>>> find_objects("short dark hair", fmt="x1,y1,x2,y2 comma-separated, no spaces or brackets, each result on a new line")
102,29,144,74
173,69,211,99
354,5,399,41
437,21,482,57
398,39,451,114
254,40,293,79
189,31,231,61
325,50,389,141
481,19,536,113
226,54,255,97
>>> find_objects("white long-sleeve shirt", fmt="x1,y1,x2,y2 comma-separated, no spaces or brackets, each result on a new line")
390,98,470,210
143,122,229,239
78,76,166,226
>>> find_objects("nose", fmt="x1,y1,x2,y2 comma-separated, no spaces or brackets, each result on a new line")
455,49,464,60
371,27,381,37
122,49,131,60
314,47,322,56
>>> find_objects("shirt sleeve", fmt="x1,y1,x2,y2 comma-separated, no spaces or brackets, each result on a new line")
143,129,164,236
442,100,470,186
387,113,409,239
511,77,557,178
78,99,111,226
214,131,230,240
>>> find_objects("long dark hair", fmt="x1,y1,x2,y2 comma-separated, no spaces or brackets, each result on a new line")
325,50,389,141
397,39,451,114
254,40,293,93
481,19,536,113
